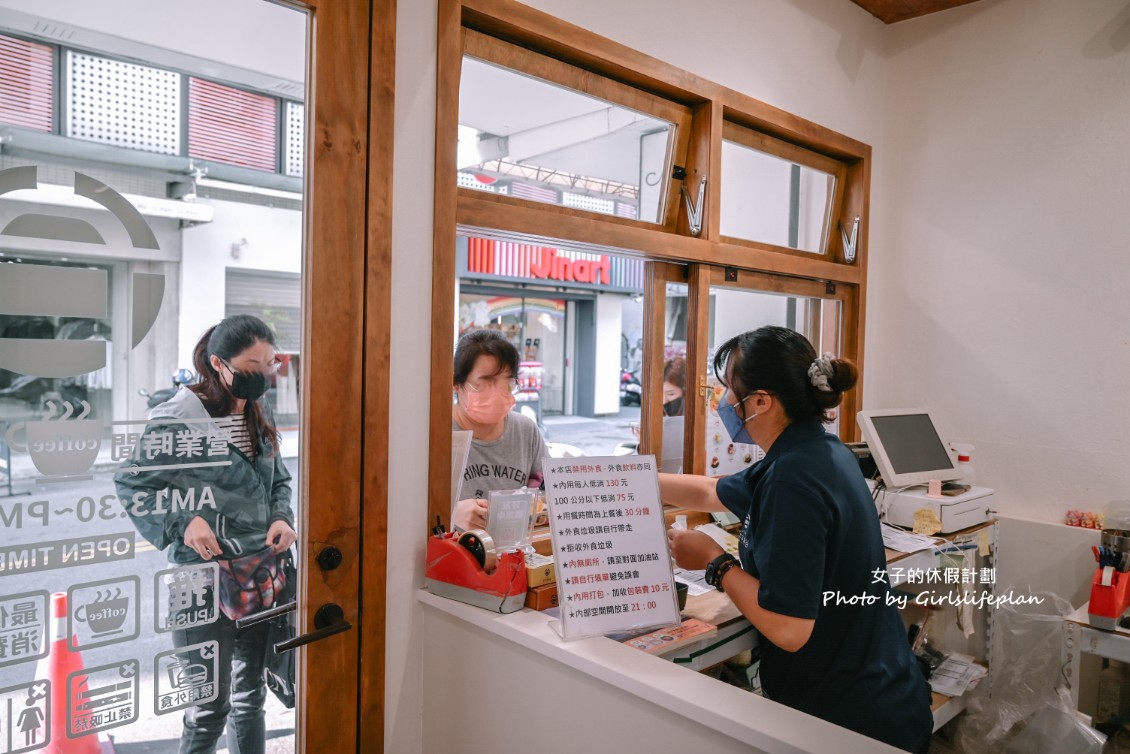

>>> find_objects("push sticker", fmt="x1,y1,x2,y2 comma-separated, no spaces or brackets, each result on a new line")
154,563,218,633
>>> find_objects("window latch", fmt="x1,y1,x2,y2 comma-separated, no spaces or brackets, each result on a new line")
681,176,707,237
840,215,860,263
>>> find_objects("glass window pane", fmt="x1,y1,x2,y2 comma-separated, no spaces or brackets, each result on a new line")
720,139,838,254
449,234,646,461
659,282,688,474
705,286,843,473
458,56,676,224
0,1,307,750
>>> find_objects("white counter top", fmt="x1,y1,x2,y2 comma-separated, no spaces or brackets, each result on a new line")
418,589,908,754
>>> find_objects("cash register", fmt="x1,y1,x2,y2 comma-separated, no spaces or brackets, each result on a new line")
857,409,993,534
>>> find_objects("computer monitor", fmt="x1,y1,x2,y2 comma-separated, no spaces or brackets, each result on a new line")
856,409,962,489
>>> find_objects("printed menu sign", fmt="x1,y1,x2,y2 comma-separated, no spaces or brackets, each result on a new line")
544,455,680,640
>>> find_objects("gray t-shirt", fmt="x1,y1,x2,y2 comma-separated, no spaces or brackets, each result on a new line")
454,411,547,501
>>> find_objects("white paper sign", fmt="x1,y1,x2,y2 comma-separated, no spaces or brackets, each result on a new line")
544,454,680,639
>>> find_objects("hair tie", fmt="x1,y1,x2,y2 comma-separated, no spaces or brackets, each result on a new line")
808,353,836,392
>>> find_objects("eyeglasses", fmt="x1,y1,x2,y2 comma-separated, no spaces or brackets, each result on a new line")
464,377,520,395
222,356,283,375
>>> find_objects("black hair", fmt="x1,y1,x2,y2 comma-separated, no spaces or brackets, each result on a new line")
712,325,857,424
190,314,280,458
453,329,520,386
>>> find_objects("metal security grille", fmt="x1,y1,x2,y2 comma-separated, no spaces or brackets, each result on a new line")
284,101,304,177
0,34,53,132
189,78,278,171
66,51,181,154
510,182,557,204
225,269,301,351
562,192,615,215
615,202,638,219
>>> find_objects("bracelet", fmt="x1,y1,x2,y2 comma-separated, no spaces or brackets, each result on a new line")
705,553,739,592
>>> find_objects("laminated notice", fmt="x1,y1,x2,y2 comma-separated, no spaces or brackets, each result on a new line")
544,455,680,640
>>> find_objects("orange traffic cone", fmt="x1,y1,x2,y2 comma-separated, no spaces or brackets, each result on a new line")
34,592,103,754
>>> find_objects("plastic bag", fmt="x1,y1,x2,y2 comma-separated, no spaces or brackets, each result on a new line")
1106,501,1130,531
950,587,1105,753
1000,689,1104,753
260,549,296,708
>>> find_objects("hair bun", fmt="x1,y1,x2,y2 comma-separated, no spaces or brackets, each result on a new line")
827,358,859,393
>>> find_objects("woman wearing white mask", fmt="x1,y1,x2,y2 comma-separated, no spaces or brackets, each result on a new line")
451,329,547,531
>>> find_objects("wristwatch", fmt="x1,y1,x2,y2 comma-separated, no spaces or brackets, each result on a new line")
704,552,739,592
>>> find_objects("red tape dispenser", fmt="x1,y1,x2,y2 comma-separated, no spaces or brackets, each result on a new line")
425,524,526,613
1088,532,1130,630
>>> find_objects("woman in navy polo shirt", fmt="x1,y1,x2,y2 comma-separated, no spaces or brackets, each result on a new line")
662,326,932,753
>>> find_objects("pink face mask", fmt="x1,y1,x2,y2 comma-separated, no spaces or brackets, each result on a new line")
459,386,515,426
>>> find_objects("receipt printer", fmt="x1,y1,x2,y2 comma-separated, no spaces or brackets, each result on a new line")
880,485,994,534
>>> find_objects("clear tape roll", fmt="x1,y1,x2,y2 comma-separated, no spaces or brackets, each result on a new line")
458,529,498,573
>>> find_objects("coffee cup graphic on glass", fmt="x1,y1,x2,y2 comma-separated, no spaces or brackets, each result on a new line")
75,589,130,636
5,401,102,477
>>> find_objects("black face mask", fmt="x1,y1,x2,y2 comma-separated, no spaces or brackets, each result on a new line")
222,360,270,402
663,397,684,417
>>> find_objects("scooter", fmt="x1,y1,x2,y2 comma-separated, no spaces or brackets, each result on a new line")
619,368,642,406
139,368,195,409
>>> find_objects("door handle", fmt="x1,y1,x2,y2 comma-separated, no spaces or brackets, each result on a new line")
273,603,352,653
234,601,296,630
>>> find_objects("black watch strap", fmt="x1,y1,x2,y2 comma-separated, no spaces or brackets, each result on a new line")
705,553,739,592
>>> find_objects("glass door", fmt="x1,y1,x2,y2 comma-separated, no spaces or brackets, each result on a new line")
0,1,377,751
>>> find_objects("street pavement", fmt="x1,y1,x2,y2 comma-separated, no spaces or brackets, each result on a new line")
542,406,640,457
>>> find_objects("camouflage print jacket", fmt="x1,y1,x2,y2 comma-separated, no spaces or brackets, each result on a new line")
114,387,294,564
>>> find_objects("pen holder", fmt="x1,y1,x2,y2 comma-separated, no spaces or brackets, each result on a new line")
1103,529,1130,558
1088,566,1130,631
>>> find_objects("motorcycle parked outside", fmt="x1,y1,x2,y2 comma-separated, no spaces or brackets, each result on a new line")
138,368,195,409
619,368,642,406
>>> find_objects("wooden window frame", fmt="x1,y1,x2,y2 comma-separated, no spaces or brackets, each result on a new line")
294,0,395,751
720,120,849,260
639,263,854,477
460,29,693,231
431,0,872,530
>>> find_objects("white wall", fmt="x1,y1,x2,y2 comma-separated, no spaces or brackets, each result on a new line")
177,199,301,367
378,1,1130,751
711,288,790,353
520,0,889,149
594,293,622,414
385,2,439,751
395,2,890,752
876,0,1130,525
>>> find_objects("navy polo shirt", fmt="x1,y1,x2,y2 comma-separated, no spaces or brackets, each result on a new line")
716,418,933,753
